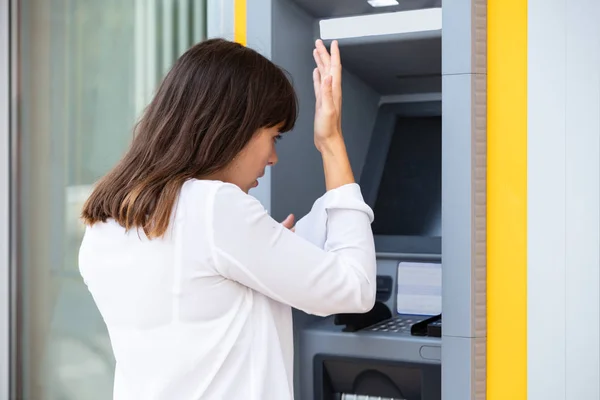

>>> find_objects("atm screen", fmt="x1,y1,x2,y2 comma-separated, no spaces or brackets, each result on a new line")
370,115,442,237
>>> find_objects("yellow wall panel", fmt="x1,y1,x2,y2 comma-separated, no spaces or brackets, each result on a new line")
487,0,527,399
234,0,247,46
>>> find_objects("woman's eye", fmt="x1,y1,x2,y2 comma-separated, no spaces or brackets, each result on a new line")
274,134,283,143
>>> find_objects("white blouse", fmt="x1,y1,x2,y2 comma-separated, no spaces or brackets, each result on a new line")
79,179,377,400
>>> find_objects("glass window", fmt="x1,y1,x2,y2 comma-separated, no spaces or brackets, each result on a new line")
14,1,206,398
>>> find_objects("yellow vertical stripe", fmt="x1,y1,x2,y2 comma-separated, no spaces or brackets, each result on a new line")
487,0,527,399
234,0,246,46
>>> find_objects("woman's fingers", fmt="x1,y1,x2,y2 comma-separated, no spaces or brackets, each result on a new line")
315,39,331,73
312,68,322,108
313,39,342,120
330,40,341,71
329,40,342,105
281,214,295,230
313,40,341,110
313,49,326,80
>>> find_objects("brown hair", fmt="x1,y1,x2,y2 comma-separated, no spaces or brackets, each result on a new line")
81,38,298,238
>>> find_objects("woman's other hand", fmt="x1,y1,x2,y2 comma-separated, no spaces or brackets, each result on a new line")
281,214,295,232
312,39,343,152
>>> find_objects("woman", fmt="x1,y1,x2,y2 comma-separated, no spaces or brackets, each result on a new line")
79,38,376,400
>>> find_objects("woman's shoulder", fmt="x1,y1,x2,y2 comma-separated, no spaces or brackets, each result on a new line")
180,179,256,211
178,179,267,233
181,178,245,198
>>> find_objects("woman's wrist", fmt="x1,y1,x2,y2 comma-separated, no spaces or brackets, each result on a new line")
315,133,344,155
318,134,355,191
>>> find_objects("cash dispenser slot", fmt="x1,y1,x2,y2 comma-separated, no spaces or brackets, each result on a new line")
268,0,444,398
299,315,442,400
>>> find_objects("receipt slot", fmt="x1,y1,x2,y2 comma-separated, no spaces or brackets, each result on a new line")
237,0,488,398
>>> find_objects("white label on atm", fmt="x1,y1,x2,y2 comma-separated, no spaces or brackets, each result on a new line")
396,261,442,316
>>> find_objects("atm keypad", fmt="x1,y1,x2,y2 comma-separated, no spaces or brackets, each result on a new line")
365,316,425,334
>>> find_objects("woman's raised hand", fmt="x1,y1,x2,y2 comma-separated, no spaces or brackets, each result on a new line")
312,39,343,152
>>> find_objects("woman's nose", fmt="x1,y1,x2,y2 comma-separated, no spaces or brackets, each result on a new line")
268,148,279,166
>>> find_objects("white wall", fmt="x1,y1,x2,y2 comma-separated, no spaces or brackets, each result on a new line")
528,0,600,398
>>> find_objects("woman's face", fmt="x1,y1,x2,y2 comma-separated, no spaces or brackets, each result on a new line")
223,126,282,193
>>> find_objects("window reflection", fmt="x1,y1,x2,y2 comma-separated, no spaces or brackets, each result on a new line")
16,1,206,398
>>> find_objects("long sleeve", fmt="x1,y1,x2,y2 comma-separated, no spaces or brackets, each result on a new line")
208,182,377,317
293,190,331,248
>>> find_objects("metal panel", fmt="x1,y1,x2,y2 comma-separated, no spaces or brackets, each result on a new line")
442,0,486,75
441,73,475,337
0,0,10,398
441,0,487,398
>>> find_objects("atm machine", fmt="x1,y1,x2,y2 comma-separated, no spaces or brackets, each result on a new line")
238,0,487,398
296,99,444,400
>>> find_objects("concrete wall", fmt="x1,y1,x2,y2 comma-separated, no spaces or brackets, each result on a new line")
528,0,600,398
